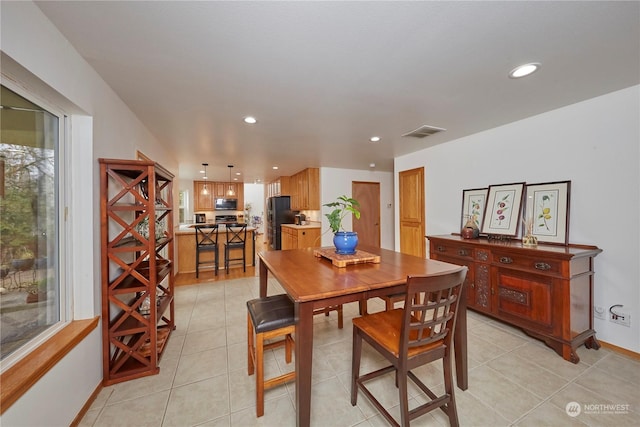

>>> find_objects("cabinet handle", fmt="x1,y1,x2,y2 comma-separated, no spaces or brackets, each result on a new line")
458,249,469,256
437,246,446,252
491,288,495,295
499,256,513,264
471,282,475,289
534,262,551,271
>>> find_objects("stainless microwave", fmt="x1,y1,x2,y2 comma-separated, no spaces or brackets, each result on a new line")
215,198,237,210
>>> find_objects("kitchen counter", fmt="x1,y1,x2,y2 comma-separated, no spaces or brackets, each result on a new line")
280,223,322,249
175,224,256,274
280,223,321,230
175,223,256,235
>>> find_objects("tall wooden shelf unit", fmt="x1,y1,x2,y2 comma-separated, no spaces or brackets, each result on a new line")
99,158,176,385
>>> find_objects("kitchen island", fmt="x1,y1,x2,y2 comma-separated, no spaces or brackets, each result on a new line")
175,224,256,274
280,223,322,249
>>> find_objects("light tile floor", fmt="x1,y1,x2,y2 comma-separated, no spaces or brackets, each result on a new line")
81,277,639,426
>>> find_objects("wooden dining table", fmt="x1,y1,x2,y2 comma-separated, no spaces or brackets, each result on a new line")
258,246,469,427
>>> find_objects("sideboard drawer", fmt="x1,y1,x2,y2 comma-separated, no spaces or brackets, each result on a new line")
491,250,561,276
431,242,475,262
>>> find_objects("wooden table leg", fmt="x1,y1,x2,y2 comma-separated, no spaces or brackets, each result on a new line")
259,257,268,298
295,301,314,427
454,286,468,390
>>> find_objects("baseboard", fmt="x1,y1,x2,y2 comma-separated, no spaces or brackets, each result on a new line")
600,340,640,361
70,382,102,427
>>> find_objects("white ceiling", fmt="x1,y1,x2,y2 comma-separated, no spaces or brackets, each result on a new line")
35,1,640,183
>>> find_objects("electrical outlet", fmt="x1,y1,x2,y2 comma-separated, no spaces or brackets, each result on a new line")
593,305,606,320
610,311,631,327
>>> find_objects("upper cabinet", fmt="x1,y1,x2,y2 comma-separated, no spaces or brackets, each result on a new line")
194,180,244,211
290,168,319,210
194,181,214,212
267,176,291,198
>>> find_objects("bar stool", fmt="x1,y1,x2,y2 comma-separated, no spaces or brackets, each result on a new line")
247,294,296,417
195,224,219,277
224,223,247,273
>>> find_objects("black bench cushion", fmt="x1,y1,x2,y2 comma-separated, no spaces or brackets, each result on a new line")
247,294,296,334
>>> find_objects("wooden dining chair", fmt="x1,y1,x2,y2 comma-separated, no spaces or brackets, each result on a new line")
194,224,219,277
247,294,296,417
313,304,344,329
350,267,468,427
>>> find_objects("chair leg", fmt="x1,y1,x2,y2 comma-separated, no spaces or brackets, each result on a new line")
443,353,459,427
225,246,229,274
247,313,255,376
214,247,218,276
243,247,246,272
256,332,265,417
350,327,362,405
337,304,344,329
398,365,410,427
285,334,293,363
195,251,199,278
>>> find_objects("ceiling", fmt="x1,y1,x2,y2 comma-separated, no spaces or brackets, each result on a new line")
35,1,639,183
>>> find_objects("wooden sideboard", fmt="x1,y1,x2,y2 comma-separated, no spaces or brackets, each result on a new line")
427,234,602,364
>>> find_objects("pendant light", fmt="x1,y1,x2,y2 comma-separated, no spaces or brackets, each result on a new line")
227,165,235,196
201,163,209,195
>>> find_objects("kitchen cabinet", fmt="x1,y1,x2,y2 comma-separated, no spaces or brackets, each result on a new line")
194,180,244,211
290,168,319,210
281,225,321,250
99,158,175,385
428,235,602,364
267,176,291,197
194,181,214,211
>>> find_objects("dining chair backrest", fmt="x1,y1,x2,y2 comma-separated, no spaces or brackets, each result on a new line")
226,223,247,246
400,268,467,357
195,224,219,249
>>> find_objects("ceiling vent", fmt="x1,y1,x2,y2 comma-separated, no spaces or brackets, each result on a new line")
402,125,446,138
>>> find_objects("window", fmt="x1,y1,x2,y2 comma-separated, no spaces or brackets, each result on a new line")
0,84,64,365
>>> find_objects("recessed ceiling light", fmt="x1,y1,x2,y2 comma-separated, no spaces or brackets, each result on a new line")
509,63,541,78
370,136,381,142
244,116,257,124
235,172,241,175
272,166,279,170
369,163,376,168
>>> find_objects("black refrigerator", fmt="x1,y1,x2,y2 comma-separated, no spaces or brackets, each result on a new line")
267,196,296,250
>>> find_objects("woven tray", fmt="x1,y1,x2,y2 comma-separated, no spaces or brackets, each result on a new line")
313,247,381,268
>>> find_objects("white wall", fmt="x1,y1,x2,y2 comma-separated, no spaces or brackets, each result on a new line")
320,167,395,249
1,2,177,425
395,85,640,353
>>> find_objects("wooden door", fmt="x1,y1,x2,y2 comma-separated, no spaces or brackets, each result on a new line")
352,181,381,248
399,167,425,258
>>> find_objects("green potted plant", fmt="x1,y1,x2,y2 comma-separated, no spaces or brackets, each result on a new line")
324,195,361,254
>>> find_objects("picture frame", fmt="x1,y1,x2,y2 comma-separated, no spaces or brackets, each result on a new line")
460,188,488,231
481,182,525,237
524,180,571,244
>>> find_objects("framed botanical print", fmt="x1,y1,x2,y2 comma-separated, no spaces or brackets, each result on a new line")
460,188,488,231
481,182,525,237
524,181,571,244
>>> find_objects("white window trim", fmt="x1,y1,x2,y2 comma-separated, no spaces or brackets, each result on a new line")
0,79,75,372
